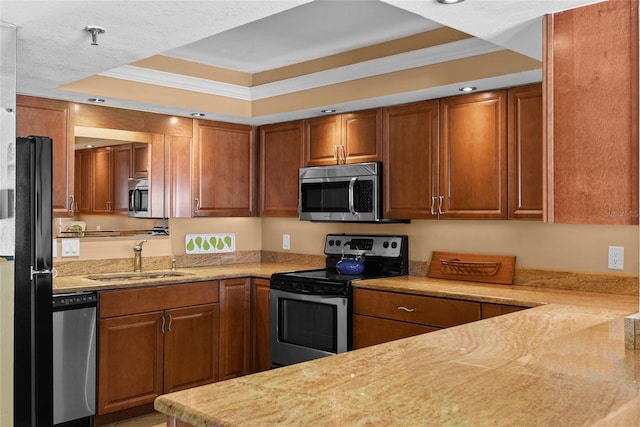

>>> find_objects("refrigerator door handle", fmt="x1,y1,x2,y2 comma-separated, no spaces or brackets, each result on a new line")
30,266,52,281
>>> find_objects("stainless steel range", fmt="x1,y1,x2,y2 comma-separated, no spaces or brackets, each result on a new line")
270,234,408,368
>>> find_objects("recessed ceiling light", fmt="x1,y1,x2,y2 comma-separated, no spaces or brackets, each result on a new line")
459,86,477,93
437,0,465,4
87,98,105,103
321,109,336,113
191,112,206,117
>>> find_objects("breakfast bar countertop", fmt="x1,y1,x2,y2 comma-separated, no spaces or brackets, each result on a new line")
154,274,640,427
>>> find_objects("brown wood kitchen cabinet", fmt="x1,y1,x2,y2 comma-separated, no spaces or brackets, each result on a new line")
251,278,271,373
304,109,382,166
508,84,543,220
91,146,114,214
352,288,481,349
219,278,251,380
383,100,439,219
545,0,638,224
16,95,75,217
258,120,304,217
97,281,219,422
193,119,257,217
384,90,512,220
480,302,527,319
439,90,508,219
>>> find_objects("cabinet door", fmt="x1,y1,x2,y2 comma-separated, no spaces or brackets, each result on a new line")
440,90,508,219
164,304,219,393
383,100,439,219
193,121,256,216
165,135,192,218
132,143,150,178
259,121,303,217
341,108,382,164
98,312,164,415
545,0,638,224
251,278,271,373
92,147,114,214
508,84,543,220
16,96,74,217
112,144,132,215
353,314,438,350
304,115,341,166
219,278,251,380
74,149,93,214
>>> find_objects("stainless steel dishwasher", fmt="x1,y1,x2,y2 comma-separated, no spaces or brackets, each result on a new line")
52,291,97,426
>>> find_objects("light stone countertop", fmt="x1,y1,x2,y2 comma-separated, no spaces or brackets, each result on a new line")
151,273,640,426
52,262,318,293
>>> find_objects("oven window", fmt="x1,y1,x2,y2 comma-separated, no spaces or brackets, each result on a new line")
278,298,337,353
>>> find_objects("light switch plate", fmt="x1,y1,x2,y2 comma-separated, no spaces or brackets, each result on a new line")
61,238,80,257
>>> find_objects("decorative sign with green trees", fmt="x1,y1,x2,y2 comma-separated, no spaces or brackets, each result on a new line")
185,233,235,254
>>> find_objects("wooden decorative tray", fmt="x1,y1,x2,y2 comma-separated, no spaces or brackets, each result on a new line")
428,251,516,285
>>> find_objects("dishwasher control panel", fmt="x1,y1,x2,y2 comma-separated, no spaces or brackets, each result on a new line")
52,292,97,309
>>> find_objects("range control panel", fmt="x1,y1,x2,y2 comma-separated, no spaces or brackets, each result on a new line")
324,234,406,258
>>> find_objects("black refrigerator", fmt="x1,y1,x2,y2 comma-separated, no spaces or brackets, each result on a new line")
14,135,54,427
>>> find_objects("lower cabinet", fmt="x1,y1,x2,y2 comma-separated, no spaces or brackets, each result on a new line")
480,302,527,319
353,288,481,349
97,281,219,422
218,278,251,380
251,278,271,373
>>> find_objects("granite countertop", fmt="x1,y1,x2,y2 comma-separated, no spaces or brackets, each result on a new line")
153,274,640,426
52,262,317,293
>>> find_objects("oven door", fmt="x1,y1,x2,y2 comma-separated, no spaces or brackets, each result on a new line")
270,288,348,367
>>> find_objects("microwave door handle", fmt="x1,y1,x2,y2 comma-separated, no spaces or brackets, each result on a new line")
348,177,358,216
132,189,140,214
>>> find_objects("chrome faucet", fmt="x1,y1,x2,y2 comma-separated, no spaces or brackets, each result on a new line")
133,240,147,272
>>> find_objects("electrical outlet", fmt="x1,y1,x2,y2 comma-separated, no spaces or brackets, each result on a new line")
608,246,624,270
283,234,290,250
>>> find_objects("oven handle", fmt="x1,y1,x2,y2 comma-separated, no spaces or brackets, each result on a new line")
348,177,358,217
269,286,349,299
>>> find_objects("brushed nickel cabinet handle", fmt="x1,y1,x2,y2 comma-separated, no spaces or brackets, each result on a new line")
68,195,75,216
161,315,166,334
430,196,436,216
340,145,346,164
167,314,173,332
438,195,444,215
333,145,339,163
194,198,200,213
398,306,416,312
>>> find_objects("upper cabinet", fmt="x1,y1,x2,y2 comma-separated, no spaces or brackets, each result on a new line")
383,100,439,219
304,109,382,166
193,120,257,217
545,0,638,224
439,90,508,219
259,120,304,217
16,95,75,217
383,90,510,220
508,84,543,220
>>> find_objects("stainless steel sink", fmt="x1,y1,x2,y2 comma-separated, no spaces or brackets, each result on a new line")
85,271,190,282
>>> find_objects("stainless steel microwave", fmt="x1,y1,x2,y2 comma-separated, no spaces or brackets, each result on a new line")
128,178,150,218
299,162,385,222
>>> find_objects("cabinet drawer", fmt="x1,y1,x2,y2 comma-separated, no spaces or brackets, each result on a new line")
353,314,438,349
481,302,526,319
353,288,480,328
100,280,219,318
